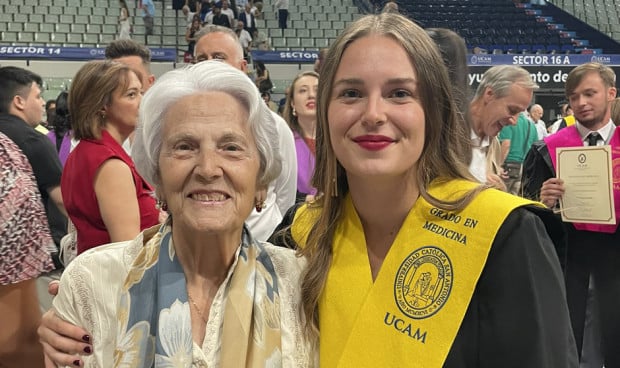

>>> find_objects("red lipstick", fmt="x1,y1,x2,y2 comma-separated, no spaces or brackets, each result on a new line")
352,135,394,151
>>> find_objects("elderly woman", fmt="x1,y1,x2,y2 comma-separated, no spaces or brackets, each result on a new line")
46,61,315,367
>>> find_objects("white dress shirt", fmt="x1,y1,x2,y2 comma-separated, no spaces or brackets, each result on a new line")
575,119,616,146
469,128,491,183
244,111,297,241
534,119,548,140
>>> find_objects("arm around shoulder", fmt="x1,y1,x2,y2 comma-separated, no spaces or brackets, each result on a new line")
52,258,101,367
272,113,298,215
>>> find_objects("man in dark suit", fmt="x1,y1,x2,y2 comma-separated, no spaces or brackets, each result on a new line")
238,3,256,35
522,62,620,367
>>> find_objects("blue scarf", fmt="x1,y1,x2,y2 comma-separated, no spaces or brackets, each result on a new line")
113,223,283,367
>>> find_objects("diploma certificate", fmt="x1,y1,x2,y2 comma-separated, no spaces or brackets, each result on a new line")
557,146,616,225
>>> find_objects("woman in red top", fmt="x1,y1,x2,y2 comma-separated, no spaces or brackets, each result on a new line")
62,60,159,253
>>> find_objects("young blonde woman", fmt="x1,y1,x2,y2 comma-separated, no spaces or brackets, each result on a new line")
291,13,577,367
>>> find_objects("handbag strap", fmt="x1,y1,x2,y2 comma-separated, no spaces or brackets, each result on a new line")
521,118,531,156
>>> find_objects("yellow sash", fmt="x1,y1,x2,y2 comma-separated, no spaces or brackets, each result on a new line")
292,180,538,367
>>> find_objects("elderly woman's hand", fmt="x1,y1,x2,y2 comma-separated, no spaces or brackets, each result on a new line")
38,310,92,367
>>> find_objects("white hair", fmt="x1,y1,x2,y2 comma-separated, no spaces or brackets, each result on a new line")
473,65,539,99
133,60,282,193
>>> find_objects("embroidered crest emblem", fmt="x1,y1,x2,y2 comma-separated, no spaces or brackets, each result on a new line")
394,246,453,320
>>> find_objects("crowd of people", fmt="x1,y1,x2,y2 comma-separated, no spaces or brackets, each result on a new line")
1,8,619,368
182,0,272,62
117,0,272,55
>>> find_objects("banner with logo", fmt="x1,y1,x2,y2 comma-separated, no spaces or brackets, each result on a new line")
251,50,319,63
468,65,620,90
468,54,620,67
0,45,176,62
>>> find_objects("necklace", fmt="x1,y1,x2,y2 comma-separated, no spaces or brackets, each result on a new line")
187,291,208,324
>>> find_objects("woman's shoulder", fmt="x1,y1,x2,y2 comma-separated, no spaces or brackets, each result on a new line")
63,232,148,282
71,138,121,164
261,241,306,272
472,185,538,212
259,242,317,367
259,242,306,290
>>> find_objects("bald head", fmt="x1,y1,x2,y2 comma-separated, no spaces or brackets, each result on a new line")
530,104,543,121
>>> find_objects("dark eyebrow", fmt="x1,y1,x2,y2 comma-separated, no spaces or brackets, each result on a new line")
570,88,597,97
384,77,417,86
333,77,417,88
332,78,363,88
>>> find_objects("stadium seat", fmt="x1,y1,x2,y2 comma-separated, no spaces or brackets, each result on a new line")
315,38,330,48
82,33,97,44
272,37,286,48
71,24,87,34
93,7,106,16
314,13,327,21
87,24,102,34
270,29,283,38
310,29,324,38
286,37,301,48
18,32,35,42
35,32,51,43
103,24,117,34
30,14,44,23
45,14,60,23
66,33,81,44
147,35,162,45
9,22,24,32
300,38,315,48
51,33,67,43
1,31,18,42
100,33,116,44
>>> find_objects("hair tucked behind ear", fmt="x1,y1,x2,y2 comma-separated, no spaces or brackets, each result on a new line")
299,13,486,340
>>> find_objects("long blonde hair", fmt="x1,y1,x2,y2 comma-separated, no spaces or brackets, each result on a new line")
299,13,483,338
